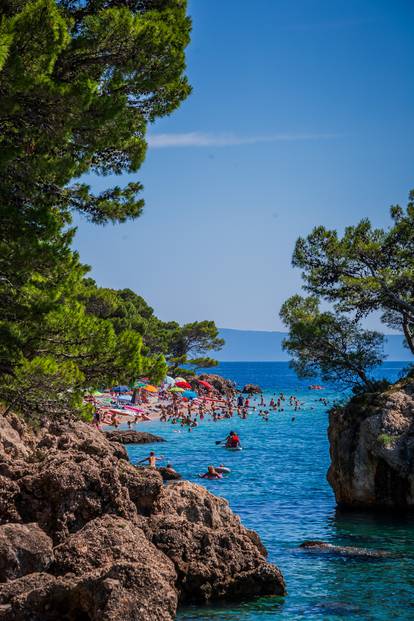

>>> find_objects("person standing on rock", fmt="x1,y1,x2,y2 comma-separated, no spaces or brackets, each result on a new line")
137,451,164,468
93,409,101,429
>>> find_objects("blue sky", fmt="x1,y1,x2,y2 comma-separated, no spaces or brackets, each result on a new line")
73,0,414,331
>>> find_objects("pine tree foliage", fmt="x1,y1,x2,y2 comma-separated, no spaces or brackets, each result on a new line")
280,191,414,391
0,0,192,418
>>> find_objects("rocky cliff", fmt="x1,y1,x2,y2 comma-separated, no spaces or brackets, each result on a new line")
0,413,285,620
328,377,414,509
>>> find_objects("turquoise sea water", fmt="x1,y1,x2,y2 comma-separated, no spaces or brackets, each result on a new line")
126,361,414,621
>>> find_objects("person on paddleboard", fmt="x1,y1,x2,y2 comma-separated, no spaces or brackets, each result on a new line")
225,430,241,449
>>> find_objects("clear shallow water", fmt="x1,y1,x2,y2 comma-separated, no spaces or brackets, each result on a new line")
126,362,414,621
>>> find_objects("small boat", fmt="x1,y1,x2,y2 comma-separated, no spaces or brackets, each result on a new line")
225,446,243,451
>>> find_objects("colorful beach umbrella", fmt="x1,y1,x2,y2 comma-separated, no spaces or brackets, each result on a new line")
164,376,175,386
182,390,197,399
174,377,186,383
112,385,130,393
132,381,147,388
196,380,214,390
175,381,192,389
143,384,157,393
169,386,184,393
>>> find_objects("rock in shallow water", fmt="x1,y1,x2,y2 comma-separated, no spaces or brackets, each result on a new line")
0,413,286,619
104,430,165,444
328,378,414,509
196,374,236,397
242,384,262,394
300,540,392,559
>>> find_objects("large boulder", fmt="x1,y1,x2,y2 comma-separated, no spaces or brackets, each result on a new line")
0,572,68,621
0,523,53,581
0,413,285,618
52,515,177,620
148,481,286,603
15,453,139,542
15,455,163,542
196,374,236,398
0,566,176,621
38,420,128,461
328,378,414,509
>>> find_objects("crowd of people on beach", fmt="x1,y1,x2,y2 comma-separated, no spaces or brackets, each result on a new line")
89,384,331,432
86,379,332,482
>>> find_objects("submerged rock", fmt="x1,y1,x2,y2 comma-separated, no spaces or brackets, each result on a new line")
328,377,414,509
104,430,165,444
0,412,285,619
300,540,392,559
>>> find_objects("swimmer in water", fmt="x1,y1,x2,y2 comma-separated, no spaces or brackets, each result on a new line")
199,465,222,480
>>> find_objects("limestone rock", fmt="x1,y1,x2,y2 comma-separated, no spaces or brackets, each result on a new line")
196,374,236,397
16,453,139,542
0,476,21,525
0,523,53,581
242,384,262,394
0,413,285,619
148,481,286,603
0,413,35,461
104,430,165,444
38,420,128,461
328,378,414,509
0,565,176,621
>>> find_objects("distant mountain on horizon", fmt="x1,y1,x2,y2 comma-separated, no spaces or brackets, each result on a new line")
216,328,412,362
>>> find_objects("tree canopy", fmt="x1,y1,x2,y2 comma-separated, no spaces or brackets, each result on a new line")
292,191,414,353
280,191,414,390
0,0,199,419
0,0,191,223
81,282,224,377
280,296,384,390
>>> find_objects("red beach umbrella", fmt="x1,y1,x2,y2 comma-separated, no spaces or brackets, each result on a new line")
175,381,192,389
197,379,214,390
